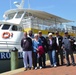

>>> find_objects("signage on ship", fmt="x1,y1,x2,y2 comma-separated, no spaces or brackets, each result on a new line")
0,52,23,60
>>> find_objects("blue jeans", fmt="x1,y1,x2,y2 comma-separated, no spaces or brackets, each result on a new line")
48,50,56,66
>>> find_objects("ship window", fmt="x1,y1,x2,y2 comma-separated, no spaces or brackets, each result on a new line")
2,24,10,30
24,12,32,19
16,11,24,18
18,26,22,31
8,13,16,19
12,25,18,31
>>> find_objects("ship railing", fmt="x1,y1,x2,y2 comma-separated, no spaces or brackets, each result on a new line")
0,41,21,51
49,27,76,33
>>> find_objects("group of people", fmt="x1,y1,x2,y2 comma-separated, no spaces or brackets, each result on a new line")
21,30,76,71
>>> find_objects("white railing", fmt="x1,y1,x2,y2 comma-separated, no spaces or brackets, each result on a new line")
0,41,21,50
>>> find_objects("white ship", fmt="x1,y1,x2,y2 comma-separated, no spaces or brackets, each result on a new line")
0,0,74,51
0,0,76,73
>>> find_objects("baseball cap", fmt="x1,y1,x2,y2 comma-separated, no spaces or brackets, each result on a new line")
38,31,42,34
48,33,52,37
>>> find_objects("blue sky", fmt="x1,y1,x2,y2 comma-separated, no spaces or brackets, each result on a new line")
0,0,76,26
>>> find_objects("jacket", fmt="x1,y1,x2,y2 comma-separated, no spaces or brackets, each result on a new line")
21,37,33,51
39,36,48,52
33,38,42,52
55,35,63,47
47,37,57,51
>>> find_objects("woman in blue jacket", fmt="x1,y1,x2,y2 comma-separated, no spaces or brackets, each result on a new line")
33,33,42,70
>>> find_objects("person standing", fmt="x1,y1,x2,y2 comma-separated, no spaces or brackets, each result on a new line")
21,31,33,71
38,31,47,68
62,31,75,66
47,33,57,67
33,33,43,69
28,30,34,39
28,30,34,68
55,31,64,66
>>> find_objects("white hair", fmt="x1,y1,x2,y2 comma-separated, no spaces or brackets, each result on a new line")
34,33,38,37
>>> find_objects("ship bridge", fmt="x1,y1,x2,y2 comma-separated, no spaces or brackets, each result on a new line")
3,9,74,36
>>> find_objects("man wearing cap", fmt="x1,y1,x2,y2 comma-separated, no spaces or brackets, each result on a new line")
55,31,63,66
62,31,75,66
38,31,48,68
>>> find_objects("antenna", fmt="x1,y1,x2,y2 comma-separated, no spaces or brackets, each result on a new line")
28,0,30,9
14,0,24,9
20,0,24,8
10,0,12,9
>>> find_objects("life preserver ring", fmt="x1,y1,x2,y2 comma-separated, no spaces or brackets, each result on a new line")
2,32,10,39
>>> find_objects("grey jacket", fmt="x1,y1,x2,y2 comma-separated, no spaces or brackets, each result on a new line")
62,36,71,50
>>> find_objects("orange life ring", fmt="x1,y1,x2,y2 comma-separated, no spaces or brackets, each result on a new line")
2,32,10,39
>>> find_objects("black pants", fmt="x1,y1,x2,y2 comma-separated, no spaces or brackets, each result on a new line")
65,50,75,65
39,53,46,67
32,52,37,68
56,49,64,66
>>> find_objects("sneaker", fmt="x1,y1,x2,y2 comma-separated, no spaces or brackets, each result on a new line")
72,63,75,66
43,66,46,68
35,67,37,70
66,64,70,66
54,65,57,67
39,66,42,69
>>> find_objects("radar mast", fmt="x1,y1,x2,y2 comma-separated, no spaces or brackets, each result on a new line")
14,0,24,9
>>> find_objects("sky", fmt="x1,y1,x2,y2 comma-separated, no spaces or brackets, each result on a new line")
0,0,76,26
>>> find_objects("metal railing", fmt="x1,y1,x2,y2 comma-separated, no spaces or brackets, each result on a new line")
0,41,21,50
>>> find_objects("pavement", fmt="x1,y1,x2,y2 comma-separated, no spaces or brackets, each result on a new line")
0,55,76,75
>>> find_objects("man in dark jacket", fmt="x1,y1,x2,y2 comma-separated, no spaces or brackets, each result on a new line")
21,31,33,70
38,31,48,68
55,31,64,66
